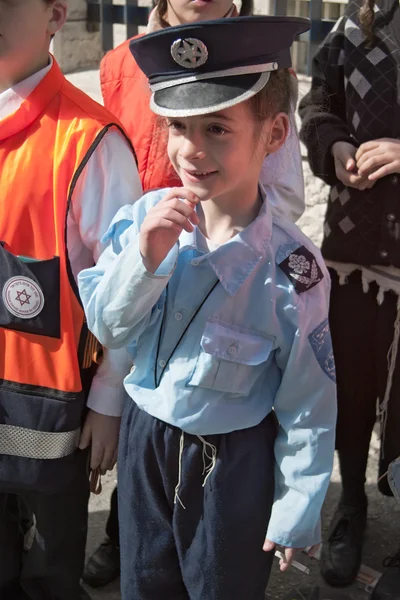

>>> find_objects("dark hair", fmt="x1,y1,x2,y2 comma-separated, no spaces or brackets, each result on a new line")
156,0,253,27
359,0,375,42
248,69,294,122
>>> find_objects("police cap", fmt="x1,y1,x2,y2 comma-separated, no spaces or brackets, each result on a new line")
130,16,310,117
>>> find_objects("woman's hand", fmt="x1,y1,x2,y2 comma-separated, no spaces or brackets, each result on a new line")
263,539,320,572
331,141,373,190
139,187,199,274
356,138,400,181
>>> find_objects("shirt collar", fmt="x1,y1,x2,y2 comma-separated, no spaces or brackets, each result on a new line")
0,57,52,121
179,186,272,296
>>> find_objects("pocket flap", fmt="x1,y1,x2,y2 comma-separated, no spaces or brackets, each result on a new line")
201,320,274,366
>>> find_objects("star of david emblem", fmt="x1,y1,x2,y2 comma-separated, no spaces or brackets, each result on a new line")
15,289,31,306
170,38,208,69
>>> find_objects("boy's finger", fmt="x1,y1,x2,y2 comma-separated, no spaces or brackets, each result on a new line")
284,547,296,564
263,539,276,552
78,423,92,450
165,187,199,206
90,442,104,471
101,445,117,472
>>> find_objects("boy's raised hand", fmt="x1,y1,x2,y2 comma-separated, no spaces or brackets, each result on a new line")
139,187,200,274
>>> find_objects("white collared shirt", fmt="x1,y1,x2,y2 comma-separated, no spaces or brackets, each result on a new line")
0,60,142,416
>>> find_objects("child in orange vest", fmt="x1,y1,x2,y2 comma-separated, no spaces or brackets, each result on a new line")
0,2,142,599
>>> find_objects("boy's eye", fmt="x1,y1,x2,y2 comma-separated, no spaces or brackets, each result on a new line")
208,125,227,135
167,120,185,132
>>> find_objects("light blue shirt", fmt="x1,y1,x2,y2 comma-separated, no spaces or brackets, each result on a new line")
78,188,337,548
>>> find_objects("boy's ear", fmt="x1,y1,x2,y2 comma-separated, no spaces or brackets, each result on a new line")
264,113,290,156
47,1,68,36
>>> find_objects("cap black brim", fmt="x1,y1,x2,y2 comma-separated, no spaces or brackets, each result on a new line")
151,72,271,117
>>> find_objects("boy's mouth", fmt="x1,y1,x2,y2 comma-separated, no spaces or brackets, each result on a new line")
183,169,218,182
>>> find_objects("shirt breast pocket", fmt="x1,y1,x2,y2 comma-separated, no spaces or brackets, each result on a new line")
187,320,274,396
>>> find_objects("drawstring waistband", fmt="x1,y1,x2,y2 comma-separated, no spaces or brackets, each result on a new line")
173,432,218,509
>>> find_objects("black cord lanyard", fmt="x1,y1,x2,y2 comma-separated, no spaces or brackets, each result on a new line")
154,278,220,388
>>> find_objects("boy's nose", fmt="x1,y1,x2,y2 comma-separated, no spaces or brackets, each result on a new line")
179,138,206,160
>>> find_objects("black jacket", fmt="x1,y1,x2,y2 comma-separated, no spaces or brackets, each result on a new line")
299,0,400,267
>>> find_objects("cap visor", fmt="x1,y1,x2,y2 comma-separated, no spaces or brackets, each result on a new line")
150,72,271,117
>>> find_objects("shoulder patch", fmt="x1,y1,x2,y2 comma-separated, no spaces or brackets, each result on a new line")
278,245,324,294
308,318,336,383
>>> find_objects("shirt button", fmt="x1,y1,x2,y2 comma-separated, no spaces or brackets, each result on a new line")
191,258,200,266
228,343,238,356
159,359,166,368
380,250,389,259
392,175,399,185
174,311,183,321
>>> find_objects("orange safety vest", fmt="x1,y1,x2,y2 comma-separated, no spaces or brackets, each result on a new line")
100,35,181,192
0,59,133,492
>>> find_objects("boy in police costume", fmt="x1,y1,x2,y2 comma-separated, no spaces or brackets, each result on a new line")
79,16,337,600
0,1,142,599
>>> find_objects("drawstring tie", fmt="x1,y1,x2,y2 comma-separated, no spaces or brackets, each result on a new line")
197,435,217,487
173,432,218,510
174,432,186,509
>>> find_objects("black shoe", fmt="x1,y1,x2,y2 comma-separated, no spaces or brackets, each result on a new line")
320,503,367,587
82,538,120,588
80,585,92,600
371,550,400,600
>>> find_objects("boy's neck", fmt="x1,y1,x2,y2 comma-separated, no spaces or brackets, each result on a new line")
0,53,51,94
198,183,262,245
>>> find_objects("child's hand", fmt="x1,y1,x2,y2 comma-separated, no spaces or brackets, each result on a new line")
356,138,400,181
331,141,373,190
263,539,320,572
139,187,200,274
79,409,121,474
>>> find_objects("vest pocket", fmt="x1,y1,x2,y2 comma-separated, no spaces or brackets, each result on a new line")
187,319,274,396
0,245,60,338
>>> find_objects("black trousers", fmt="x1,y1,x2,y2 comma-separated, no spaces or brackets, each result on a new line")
329,269,400,503
118,401,276,600
0,450,90,600
105,486,119,545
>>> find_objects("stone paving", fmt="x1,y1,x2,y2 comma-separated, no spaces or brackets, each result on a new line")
64,70,400,600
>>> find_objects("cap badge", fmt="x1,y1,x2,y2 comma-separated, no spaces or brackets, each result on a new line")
171,38,208,69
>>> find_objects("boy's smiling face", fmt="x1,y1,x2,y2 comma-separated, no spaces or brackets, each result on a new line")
167,104,265,203
167,102,289,206
0,0,67,90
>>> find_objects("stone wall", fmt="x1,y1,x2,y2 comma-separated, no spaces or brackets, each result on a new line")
52,0,103,73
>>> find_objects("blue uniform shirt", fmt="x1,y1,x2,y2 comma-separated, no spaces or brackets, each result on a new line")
79,187,337,548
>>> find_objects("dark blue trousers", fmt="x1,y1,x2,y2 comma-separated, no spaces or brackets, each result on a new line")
118,401,277,600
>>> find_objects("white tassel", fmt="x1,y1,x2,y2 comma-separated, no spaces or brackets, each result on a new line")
174,432,186,509
197,435,217,487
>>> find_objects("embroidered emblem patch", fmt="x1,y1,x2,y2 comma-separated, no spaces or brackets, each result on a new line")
308,318,336,383
171,38,209,69
2,276,44,319
278,245,324,294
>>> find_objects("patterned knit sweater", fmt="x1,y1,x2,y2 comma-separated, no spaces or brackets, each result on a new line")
299,0,400,267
